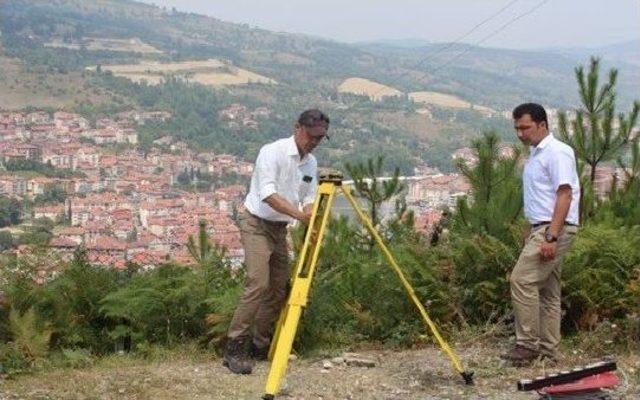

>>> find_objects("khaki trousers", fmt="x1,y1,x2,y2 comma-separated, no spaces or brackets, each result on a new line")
510,224,577,358
227,211,290,348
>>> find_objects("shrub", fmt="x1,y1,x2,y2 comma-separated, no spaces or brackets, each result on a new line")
562,224,640,332
100,264,210,347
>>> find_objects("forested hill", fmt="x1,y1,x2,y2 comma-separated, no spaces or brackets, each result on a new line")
1,0,639,172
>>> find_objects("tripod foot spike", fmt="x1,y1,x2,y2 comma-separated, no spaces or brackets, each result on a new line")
461,371,475,385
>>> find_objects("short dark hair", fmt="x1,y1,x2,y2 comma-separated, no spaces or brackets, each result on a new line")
298,109,330,128
512,103,548,127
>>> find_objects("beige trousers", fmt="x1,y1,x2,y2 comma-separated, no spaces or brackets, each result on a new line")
510,224,577,358
227,211,290,348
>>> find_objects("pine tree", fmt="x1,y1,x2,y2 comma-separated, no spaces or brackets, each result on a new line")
186,220,212,265
448,132,523,322
345,156,405,228
558,57,640,220
452,131,523,244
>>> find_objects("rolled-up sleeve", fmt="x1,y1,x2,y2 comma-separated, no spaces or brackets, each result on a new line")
255,148,278,201
549,148,578,192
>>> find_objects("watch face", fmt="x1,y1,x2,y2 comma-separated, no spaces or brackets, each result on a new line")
545,233,557,243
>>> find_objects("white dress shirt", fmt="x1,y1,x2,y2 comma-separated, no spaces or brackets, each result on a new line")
244,136,317,223
523,133,580,225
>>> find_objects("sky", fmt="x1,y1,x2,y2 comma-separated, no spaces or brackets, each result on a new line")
144,0,640,50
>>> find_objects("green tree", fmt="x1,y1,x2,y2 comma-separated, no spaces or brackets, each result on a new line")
448,132,524,323
345,156,405,229
452,131,523,244
594,140,640,226
186,220,212,265
558,57,640,220
0,231,14,250
0,196,22,227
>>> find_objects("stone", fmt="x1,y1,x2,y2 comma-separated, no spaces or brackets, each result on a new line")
331,357,345,365
344,356,376,368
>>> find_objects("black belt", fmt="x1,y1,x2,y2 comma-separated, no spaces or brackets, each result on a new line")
531,221,579,229
246,211,288,227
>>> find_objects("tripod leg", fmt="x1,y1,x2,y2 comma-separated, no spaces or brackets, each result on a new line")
263,305,303,399
263,182,338,398
268,295,289,361
340,184,473,385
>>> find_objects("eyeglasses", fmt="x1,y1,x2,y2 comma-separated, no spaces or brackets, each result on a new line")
306,131,330,142
309,135,330,142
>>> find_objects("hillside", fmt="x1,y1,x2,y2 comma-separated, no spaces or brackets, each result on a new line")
547,40,640,68
1,0,638,173
337,77,403,101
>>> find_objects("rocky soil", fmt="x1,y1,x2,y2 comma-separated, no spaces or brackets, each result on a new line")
1,345,639,400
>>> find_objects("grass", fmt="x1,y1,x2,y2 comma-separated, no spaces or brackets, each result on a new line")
409,91,495,113
338,77,403,101
1,337,638,400
0,56,131,110
92,59,277,87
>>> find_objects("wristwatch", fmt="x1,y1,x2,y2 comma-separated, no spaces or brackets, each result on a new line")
544,227,558,243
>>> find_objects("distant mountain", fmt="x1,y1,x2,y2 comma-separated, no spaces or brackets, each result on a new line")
546,40,640,67
355,38,434,48
2,0,639,109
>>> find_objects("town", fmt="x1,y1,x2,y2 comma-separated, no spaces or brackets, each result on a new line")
0,107,622,277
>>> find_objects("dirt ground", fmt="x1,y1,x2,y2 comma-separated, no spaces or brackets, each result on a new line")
1,343,639,400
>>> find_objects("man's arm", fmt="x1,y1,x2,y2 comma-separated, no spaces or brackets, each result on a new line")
263,194,311,223
547,185,572,237
539,185,572,261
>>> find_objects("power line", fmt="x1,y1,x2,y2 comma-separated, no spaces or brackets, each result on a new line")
367,0,523,100
428,0,551,75
394,0,522,75
362,0,551,104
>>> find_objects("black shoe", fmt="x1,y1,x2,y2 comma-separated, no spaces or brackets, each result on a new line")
250,342,269,361
223,337,253,374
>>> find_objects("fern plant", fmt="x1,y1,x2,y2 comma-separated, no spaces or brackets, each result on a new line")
9,307,52,360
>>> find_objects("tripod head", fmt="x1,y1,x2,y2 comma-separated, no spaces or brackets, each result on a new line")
319,171,343,184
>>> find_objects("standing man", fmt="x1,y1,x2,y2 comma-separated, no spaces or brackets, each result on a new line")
223,109,330,374
502,103,580,366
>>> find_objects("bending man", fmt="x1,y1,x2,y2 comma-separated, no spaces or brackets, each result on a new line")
224,109,330,374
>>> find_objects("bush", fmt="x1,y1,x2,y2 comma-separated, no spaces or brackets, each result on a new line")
100,264,210,347
297,216,452,353
34,256,120,353
0,341,31,375
448,231,520,324
562,224,640,332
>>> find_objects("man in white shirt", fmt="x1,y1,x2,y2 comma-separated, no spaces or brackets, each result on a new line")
223,109,330,374
501,103,580,366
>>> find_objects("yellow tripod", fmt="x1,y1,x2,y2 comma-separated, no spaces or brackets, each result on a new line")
262,173,473,400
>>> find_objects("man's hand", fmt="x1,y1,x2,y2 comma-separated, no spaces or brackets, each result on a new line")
539,241,557,261
264,194,313,223
297,209,312,224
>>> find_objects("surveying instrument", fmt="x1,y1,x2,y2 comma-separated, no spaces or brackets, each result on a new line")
262,173,474,400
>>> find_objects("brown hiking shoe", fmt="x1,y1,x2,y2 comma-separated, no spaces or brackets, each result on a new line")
500,345,540,366
223,337,253,374
250,342,269,361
